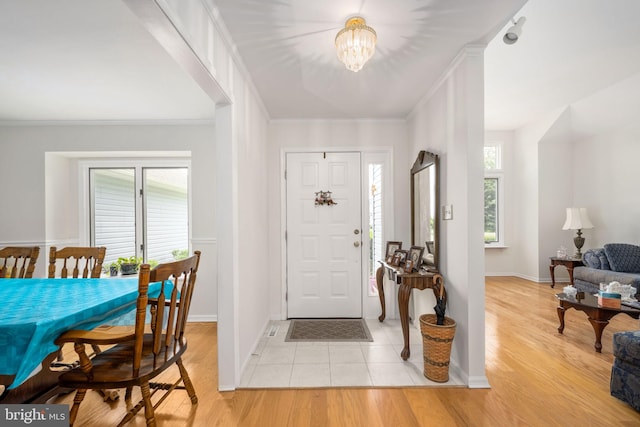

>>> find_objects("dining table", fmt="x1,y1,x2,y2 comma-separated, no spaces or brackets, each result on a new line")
0,277,161,403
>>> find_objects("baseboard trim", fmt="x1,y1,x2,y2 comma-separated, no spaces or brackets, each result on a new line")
468,376,491,389
485,273,543,283
218,384,236,391
188,315,217,322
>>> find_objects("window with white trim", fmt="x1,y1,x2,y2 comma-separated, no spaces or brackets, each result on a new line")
484,143,505,246
85,161,190,267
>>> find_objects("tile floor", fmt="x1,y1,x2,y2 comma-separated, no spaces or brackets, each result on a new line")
239,318,463,388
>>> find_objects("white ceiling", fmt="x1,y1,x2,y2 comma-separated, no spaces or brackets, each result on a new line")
213,0,526,119
0,0,215,122
1,0,639,130
484,0,640,130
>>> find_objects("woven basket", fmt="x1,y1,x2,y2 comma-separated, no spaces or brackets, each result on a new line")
420,313,456,383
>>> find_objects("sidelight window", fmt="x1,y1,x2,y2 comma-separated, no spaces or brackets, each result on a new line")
368,163,383,296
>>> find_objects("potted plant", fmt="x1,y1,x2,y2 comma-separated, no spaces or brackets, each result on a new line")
171,248,189,261
419,276,456,382
117,256,142,275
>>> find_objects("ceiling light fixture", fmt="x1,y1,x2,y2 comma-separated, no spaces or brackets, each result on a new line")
335,16,377,72
503,17,526,45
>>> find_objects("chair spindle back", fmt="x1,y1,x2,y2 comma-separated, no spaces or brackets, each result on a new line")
48,246,107,279
0,246,40,278
133,251,200,373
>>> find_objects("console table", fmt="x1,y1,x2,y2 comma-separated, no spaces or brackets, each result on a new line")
376,261,446,360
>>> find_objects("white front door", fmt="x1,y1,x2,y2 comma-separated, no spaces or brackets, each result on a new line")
286,152,362,318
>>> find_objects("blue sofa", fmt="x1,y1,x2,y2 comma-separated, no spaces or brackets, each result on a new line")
612,331,640,411
573,243,640,295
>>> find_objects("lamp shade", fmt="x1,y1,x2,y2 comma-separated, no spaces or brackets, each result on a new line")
562,207,594,230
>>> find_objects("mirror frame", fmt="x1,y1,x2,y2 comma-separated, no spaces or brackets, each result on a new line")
410,150,440,272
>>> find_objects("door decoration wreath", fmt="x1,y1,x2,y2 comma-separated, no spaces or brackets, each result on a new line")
314,190,337,206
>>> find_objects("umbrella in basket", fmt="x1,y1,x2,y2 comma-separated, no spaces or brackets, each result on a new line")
434,281,446,325
420,274,455,382
434,298,446,325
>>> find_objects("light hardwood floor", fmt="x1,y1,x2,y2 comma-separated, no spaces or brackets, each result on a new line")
53,276,640,426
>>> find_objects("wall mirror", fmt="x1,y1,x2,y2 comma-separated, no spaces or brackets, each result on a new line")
411,151,440,271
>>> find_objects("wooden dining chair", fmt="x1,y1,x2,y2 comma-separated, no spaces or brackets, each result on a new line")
0,246,40,278
55,251,201,426
48,246,107,279
48,246,107,364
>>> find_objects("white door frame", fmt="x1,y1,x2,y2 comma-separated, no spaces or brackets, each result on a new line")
280,147,395,320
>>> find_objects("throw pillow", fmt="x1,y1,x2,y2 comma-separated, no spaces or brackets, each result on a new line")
597,250,611,270
604,243,640,273
583,248,609,270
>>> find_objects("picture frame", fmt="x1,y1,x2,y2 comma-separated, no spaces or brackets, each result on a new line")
392,249,408,266
385,241,402,258
404,259,414,272
391,253,401,266
425,241,434,255
408,246,425,271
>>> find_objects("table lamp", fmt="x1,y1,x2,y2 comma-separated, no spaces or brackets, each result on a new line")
562,207,594,258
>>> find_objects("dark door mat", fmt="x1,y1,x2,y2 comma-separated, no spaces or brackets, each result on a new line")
285,319,373,342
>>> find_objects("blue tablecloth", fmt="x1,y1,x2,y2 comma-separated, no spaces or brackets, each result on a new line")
0,277,160,389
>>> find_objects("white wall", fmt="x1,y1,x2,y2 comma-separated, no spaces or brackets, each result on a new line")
484,130,516,276
573,123,640,246
407,47,487,387
485,108,564,281
234,72,271,380
0,124,218,320
45,154,78,244
212,71,271,390
538,110,574,277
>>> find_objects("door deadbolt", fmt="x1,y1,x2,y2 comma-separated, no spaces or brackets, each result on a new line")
354,229,360,235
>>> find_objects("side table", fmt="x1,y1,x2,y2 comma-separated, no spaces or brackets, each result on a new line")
549,257,583,288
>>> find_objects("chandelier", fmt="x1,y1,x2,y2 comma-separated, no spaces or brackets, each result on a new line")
335,16,377,72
